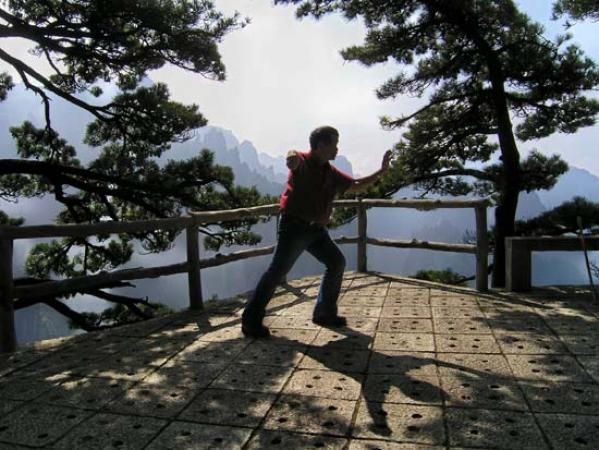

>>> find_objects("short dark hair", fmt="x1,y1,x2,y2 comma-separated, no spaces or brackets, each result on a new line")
309,126,339,150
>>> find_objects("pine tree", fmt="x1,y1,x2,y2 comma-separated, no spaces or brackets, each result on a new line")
0,1,271,329
553,0,599,22
277,0,599,286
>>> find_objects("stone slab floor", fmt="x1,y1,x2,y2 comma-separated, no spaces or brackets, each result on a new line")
1,272,598,449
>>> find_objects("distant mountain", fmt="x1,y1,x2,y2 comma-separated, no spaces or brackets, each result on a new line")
537,166,599,209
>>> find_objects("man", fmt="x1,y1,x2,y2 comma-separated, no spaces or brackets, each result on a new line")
241,126,392,338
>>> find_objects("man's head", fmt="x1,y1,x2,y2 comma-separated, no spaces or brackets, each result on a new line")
309,126,339,162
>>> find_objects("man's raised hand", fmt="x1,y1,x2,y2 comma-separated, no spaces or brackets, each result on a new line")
286,150,301,171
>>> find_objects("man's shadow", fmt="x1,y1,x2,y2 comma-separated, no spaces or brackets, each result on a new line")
302,325,496,437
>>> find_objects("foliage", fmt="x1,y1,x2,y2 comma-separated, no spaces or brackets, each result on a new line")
413,268,468,286
515,196,599,236
0,209,23,226
276,0,599,286
553,0,599,21
0,0,271,330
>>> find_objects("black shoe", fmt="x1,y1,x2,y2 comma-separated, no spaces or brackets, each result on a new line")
241,324,271,338
312,315,347,327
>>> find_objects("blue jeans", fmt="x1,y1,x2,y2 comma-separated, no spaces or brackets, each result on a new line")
242,214,346,329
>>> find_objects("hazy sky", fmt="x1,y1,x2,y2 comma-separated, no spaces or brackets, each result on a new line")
1,0,597,176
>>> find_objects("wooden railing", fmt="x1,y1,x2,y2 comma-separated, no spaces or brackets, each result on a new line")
0,198,489,352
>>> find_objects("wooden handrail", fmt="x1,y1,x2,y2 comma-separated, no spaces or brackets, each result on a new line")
0,197,490,353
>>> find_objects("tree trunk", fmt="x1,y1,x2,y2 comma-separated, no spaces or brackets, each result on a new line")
493,178,519,287
430,1,522,286
490,89,521,288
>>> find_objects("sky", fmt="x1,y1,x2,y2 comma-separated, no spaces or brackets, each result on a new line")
1,0,598,176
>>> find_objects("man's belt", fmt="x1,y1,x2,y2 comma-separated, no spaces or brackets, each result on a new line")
281,213,323,227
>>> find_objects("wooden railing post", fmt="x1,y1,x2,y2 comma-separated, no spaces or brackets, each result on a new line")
475,205,488,292
357,200,367,272
0,237,16,353
186,221,203,311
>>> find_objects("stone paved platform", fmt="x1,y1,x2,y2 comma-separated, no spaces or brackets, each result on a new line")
1,272,598,449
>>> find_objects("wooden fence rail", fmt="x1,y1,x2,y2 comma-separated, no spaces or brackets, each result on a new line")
0,198,489,353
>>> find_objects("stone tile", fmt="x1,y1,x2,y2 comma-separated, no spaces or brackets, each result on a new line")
440,376,528,411
105,387,192,418
262,315,278,327
445,407,547,449
0,400,22,418
234,342,305,367
304,287,323,297
110,316,176,338
268,328,319,345
152,421,254,450
300,347,370,373
349,439,444,449
247,430,348,449
68,334,141,356
384,296,430,307
269,316,321,329
118,336,193,361
486,318,553,335
0,351,50,377
378,318,433,333
373,333,434,352
542,315,598,334
277,303,315,317
148,324,201,340
263,394,356,437
0,374,59,401
210,363,293,393
12,348,108,380
312,330,373,349
346,317,379,333
520,381,599,414
380,307,431,319
577,355,599,382
54,413,166,449
35,377,133,410
348,439,445,450
339,296,385,307
435,334,501,354
81,354,163,381
26,346,108,367
337,306,382,318
433,318,491,334
0,403,93,447
283,369,363,400
496,334,568,354
429,296,477,307
557,334,599,354
358,287,389,296
363,375,442,405
368,351,438,377
436,354,514,379
393,288,429,300
139,360,226,391
536,413,599,450
353,401,445,445
506,354,593,382
196,323,245,342
176,339,248,364
429,289,463,296
431,307,483,318
179,388,276,427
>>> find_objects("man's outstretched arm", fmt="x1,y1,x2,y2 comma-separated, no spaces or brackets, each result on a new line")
346,150,392,194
